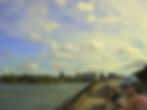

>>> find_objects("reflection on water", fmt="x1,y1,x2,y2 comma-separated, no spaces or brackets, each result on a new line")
0,83,86,110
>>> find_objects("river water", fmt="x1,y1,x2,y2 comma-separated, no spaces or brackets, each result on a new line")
0,83,86,110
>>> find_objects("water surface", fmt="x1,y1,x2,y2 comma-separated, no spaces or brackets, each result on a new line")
0,83,86,110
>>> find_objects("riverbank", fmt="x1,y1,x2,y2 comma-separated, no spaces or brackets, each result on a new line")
0,74,95,84
0,81,88,85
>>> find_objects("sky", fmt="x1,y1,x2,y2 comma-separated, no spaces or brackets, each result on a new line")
0,0,147,76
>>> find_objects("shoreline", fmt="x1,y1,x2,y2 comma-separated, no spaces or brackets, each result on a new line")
54,81,97,110
0,82,88,85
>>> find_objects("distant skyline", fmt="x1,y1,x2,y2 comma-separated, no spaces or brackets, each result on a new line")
0,0,147,75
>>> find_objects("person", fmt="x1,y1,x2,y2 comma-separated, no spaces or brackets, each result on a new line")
120,76,147,110
102,84,122,110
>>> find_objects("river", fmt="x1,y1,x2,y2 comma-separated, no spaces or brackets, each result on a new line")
0,83,86,110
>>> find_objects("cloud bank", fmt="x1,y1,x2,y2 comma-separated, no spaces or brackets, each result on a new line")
0,0,147,75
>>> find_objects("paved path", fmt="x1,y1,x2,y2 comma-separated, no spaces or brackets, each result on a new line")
66,78,125,110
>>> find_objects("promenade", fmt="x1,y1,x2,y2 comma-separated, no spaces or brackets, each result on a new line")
66,78,125,110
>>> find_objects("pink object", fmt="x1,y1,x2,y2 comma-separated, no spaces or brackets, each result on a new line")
137,95,147,110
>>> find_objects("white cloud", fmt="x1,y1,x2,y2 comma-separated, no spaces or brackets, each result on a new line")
87,14,97,23
87,14,120,24
39,53,47,59
54,0,67,7
64,44,79,52
51,61,68,69
123,46,142,55
29,6,48,15
30,33,41,42
77,1,94,12
101,16,120,23
118,45,143,60
49,40,59,51
44,23,59,33
83,40,105,52
39,7,48,15
18,62,40,73
54,51,73,59
2,0,147,75
29,63,39,71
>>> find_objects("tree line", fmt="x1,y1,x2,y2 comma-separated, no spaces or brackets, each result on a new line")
0,74,93,84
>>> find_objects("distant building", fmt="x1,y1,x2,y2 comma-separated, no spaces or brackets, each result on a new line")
75,71,96,81
99,73,105,80
107,73,119,79
59,71,65,79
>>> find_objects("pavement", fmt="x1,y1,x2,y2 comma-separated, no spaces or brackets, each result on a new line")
66,78,126,110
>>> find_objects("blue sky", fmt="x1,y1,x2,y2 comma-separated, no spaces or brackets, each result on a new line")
0,0,147,75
